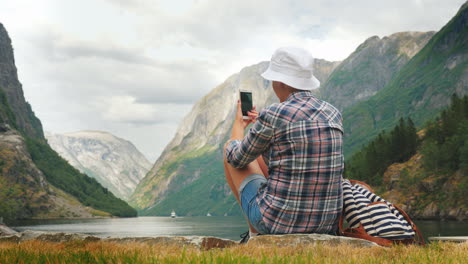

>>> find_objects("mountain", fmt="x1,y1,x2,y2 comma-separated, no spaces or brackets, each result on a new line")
46,131,152,200
129,59,340,215
0,25,44,140
342,2,468,156
320,31,435,111
0,22,136,220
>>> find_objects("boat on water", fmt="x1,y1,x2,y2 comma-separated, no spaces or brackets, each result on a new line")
171,210,176,218
206,212,212,216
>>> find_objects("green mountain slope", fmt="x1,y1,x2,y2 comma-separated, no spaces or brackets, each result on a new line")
320,31,434,111
345,95,468,220
139,147,239,216
343,3,468,156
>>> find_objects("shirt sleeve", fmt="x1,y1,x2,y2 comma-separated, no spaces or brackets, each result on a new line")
225,109,274,168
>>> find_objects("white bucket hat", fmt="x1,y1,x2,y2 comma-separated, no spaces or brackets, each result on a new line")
261,47,320,90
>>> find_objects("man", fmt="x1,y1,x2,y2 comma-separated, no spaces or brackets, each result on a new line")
224,47,344,242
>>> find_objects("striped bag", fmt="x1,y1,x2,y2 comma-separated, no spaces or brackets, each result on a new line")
339,179,425,246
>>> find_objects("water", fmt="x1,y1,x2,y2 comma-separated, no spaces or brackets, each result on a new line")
414,220,468,241
10,217,467,242
11,216,249,241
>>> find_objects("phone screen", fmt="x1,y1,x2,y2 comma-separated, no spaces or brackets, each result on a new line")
240,91,253,116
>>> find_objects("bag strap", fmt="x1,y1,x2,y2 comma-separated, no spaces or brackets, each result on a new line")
349,179,375,193
338,210,392,247
342,224,394,247
393,204,426,246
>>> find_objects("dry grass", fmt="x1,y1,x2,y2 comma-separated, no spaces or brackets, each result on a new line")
0,240,466,264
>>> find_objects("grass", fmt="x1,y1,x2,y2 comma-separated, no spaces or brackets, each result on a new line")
0,240,466,264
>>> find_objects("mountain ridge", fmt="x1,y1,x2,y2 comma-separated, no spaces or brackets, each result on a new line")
342,2,468,156
320,31,435,111
46,130,152,200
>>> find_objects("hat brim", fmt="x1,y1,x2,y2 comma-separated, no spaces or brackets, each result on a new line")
261,67,320,90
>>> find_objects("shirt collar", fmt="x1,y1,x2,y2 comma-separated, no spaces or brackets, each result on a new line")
285,90,313,102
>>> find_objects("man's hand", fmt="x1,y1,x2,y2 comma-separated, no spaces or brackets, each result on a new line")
231,100,258,140
235,100,258,130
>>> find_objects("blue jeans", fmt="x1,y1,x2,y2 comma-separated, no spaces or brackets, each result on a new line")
239,174,269,234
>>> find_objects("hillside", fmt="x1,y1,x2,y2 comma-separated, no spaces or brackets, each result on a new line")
321,31,434,111
342,2,468,156
0,22,136,220
0,126,112,219
46,131,151,200
381,153,466,220
345,95,468,220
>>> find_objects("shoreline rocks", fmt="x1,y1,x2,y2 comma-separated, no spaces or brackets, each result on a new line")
248,234,378,248
0,230,378,250
0,224,18,236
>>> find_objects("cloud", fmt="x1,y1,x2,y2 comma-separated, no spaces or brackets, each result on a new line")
24,27,217,105
98,95,192,125
3,0,465,160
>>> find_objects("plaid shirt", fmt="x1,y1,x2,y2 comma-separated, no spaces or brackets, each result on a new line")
226,90,344,234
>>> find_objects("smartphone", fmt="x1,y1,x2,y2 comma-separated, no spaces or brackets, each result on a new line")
240,90,253,120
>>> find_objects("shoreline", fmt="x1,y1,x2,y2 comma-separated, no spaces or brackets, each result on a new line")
0,231,466,263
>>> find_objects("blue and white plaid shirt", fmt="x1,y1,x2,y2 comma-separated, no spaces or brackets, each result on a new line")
226,90,344,234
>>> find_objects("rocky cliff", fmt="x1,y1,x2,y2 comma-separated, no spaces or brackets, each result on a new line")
46,131,152,200
381,153,467,221
0,23,44,140
130,59,340,214
320,31,435,111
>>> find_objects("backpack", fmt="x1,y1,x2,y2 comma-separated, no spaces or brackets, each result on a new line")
339,179,425,247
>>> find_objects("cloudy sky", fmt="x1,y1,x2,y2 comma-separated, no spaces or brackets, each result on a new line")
0,0,465,161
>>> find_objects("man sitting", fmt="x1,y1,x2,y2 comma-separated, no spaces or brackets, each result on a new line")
224,47,344,242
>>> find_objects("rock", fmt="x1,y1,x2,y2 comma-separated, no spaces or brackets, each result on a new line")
1,230,376,249
421,202,440,218
0,123,10,132
0,224,18,236
0,234,20,243
199,236,236,250
247,234,378,248
19,230,101,243
420,178,436,192
0,231,236,250
104,236,235,250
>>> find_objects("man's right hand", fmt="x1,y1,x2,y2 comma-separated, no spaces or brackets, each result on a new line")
236,100,258,129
